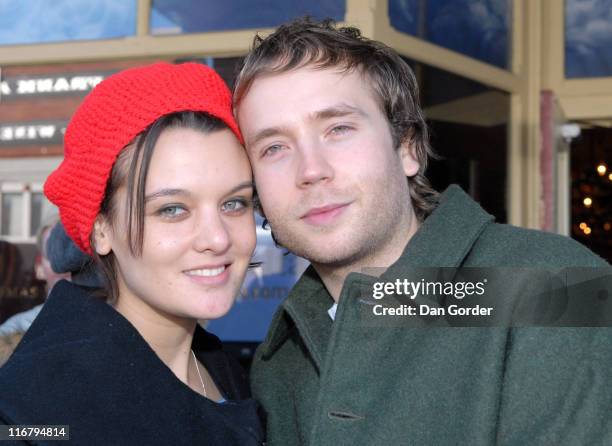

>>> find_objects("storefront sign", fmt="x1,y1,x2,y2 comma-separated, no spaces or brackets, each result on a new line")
0,71,114,100
0,121,67,146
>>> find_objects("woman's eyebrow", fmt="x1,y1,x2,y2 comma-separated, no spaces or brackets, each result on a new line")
144,188,190,203
144,182,254,203
226,181,255,195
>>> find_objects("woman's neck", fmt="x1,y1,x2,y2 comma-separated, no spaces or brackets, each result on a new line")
113,292,197,385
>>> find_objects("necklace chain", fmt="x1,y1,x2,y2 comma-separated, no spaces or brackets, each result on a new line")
191,349,207,397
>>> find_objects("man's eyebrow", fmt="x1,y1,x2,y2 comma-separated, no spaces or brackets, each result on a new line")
145,188,190,203
248,126,289,148
247,104,365,148
310,103,367,121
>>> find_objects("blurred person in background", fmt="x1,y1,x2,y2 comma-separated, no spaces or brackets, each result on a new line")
34,215,72,293
0,62,263,445
0,241,26,367
0,215,69,337
46,221,103,289
0,220,103,367
0,240,23,303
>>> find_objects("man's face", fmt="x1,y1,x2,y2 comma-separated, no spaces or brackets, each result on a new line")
238,66,420,268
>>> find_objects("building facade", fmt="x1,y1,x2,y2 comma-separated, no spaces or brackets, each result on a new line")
1,0,611,335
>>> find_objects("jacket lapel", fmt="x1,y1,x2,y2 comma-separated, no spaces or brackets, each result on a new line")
389,185,494,272
259,267,333,372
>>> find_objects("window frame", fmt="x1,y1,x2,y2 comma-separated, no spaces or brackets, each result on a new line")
1,0,605,232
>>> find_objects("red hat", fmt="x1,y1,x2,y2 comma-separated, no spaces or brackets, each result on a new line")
44,62,242,255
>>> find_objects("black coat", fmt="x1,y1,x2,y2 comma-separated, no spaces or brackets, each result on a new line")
0,280,264,445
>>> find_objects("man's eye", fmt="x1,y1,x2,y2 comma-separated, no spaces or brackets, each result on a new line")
330,125,353,136
262,144,285,158
157,205,187,218
222,199,248,213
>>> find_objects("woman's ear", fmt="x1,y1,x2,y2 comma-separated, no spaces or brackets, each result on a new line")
92,217,113,256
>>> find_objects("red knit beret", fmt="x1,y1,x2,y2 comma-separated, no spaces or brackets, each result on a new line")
44,62,242,255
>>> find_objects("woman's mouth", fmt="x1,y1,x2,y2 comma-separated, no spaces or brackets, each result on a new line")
185,266,226,277
183,264,231,285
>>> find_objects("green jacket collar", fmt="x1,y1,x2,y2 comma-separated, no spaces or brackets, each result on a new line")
259,185,495,360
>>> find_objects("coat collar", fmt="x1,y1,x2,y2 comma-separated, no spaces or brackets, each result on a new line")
1,281,264,444
260,266,333,364
10,280,232,395
18,280,223,354
259,185,495,359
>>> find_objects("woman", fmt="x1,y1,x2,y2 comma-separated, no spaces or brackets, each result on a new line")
0,63,264,445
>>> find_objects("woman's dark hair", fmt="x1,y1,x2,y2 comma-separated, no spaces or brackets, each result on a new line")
90,111,228,303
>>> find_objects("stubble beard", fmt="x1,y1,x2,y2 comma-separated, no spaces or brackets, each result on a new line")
265,182,414,271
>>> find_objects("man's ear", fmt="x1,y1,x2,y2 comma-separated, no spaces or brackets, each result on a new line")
399,140,420,177
92,217,113,256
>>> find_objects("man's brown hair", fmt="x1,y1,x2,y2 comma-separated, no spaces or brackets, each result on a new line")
234,17,439,221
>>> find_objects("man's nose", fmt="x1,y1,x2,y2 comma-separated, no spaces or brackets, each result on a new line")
295,141,334,187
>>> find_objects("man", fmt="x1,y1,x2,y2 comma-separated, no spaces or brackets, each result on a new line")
234,19,611,445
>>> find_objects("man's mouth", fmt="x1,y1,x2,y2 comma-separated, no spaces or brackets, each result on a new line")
301,202,351,225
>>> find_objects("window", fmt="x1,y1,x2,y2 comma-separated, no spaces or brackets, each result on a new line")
150,0,345,35
565,0,612,78
1,191,23,237
30,192,56,237
389,0,512,69
0,183,56,242
0,0,136,46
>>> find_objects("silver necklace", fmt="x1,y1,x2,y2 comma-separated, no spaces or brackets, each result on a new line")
191,349,207,397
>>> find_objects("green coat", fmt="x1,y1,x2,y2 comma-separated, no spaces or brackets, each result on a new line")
251,185,611,446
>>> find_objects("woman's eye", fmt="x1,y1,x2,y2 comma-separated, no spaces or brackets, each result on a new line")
222,199,248,213
157,205,187,218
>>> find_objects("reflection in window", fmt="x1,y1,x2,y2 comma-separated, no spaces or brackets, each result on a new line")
150,0,344,35
389,0,511,69
570,127,612,261
565,0,612,78
0,0,136,45
1,193,23,237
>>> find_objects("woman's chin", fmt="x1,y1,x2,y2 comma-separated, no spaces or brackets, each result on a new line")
191,300,236,322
